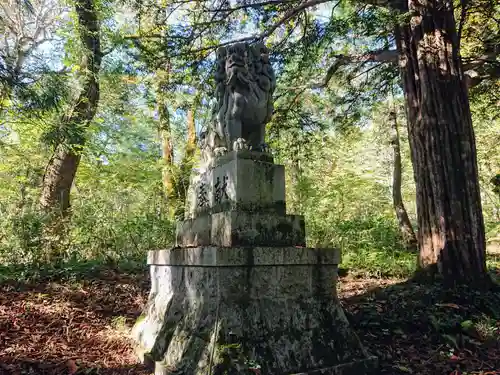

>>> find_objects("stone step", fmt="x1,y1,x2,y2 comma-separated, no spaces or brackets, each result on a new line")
176,211,306,248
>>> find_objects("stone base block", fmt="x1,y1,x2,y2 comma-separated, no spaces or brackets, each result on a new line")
184,150,286,219
176,211,306,247
132,247,377,375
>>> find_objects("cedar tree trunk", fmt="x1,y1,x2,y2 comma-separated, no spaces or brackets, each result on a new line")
396,0,488,284
389,110,417,251
39,0,101,214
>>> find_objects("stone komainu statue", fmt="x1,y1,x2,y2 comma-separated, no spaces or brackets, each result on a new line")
200,42,276,163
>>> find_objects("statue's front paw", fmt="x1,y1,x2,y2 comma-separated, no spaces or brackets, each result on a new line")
214,147,228,156
233,138,248,151
258,143,270,153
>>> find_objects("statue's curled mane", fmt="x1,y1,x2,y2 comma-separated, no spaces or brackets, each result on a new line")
200,42,276,165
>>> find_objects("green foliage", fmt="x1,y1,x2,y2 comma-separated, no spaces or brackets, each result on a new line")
325,216,416,278
0,256,146,284
0,160,174,267
271,109,414,277
0,82,175,263
470,91,500,244
0,20,176,266
272,91,497,278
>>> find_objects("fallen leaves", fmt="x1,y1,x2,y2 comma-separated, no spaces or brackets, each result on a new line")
393,364,412,372
437,303,462,309
0,271,150,375
1,268,498,375
339,276,500,375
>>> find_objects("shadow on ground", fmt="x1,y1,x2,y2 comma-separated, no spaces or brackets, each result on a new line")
339,267,500,375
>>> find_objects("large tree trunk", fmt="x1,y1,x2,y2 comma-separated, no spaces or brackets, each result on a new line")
389,109,417,251
39,0,101,214
396,1,488,285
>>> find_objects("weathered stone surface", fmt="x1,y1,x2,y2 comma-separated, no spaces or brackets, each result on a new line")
214,149,274,165
175,215,212,247
211,211,304,247
132,247,376,375
184,151,286,219
148,246,340,267
176,211,305,247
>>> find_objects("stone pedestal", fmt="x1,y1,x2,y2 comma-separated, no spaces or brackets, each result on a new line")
132,151,377,374
184,151,286,218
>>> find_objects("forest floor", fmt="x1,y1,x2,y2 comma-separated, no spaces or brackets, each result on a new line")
0,262,499,375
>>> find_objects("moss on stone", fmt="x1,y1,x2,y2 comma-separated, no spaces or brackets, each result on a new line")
133,313,146,328
211,341,261,375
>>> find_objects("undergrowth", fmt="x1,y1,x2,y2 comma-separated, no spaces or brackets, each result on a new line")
0,256,147,284
306,215,417,278
0,204,498,284
0,199,175,267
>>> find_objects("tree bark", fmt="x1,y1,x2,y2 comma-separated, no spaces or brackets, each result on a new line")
39,0,101,214
40,149,81,213
395,1,489,285
180,107,197,179
389,110,417,251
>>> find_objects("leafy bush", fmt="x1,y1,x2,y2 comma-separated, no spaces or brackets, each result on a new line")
0,155,176,267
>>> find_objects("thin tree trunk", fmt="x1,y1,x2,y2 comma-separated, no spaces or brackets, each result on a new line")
39,0,101,214
395,1,489,285
0,86,11,113
179,107,197,183
172,107,197,218
389,109,417,251
160,113,174,197
156,70,175,200
185,108,196,158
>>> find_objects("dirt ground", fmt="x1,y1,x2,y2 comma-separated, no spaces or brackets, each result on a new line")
1,268,499,375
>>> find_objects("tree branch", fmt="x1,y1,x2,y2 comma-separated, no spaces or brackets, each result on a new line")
207,0,301,12
313,49,398,88
313,47,498,90
259,0,332,39
171,0,334,57
464,64,500,88
357,0,407,10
